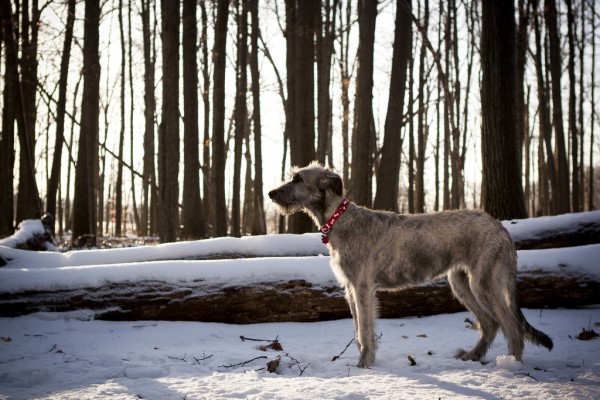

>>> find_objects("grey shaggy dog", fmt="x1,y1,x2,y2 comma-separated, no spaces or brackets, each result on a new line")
268,162,553,368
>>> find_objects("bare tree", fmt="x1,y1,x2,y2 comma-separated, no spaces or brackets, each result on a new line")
285,0,318,233
115,0,127,237
590,0,596,211
337,0,352,189
415,0,429,213
140,0,157,237
158,0,180,242
72,0,101,246
373,0,411,212
210,0,230,237
532,0,557,214
232,0,248,237
182,0,206,239
0,0,18,235
566,0,580,212
545,0,570,214
200,0,211,221
351,0,377,207
249,0,265,235
316,0,338,165
128,0,140,234
47,0,76,226
480,0,527,219
15,0,43,223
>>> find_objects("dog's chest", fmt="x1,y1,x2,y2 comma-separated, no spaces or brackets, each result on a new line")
328,250,350,286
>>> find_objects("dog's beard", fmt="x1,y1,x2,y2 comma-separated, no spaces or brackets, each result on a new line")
273,202,301,215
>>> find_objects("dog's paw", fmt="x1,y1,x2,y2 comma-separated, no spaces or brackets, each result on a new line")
356,361,372,369
454,348,481,362
356,354,375,368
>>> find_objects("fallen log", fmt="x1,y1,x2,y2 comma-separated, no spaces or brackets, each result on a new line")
0,265,598,323
1,212,598,323
507,211,600,250
1,212,599,264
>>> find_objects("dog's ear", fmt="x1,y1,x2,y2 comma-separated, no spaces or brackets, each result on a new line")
319,172,343,196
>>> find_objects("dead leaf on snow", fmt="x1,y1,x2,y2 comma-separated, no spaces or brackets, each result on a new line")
259,341,283,352
267,357,280,373
576,328,599,341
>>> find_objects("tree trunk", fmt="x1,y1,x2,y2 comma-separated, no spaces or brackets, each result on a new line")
2,270,597,323
47,0,76,225
351,0,377,208
480,0,528,220
532,0,557,215
566,0,580,212
116,0,126,237
337,0,352,191
182,0,206,240
415,0,428,214
210,0,230,237
316,0,337,165
64,76,82,236
158,0,180,243
373,0,411,213
515,0,530,168
590,0,596,211
16,0,42,224
141,0,157,237
408,62,415,214
232,0,248,238
449,0,462,210
0,1,17,236
442,1,451,210
72,0,100,247
545,0,570,214
200,0,211,222
249,0,265,235
287,0,317,234
128,0,140,235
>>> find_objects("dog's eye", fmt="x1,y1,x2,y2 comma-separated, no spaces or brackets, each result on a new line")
292,174,303,183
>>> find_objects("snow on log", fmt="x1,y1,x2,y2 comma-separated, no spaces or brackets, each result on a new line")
0,245,598,323
505,211,600,250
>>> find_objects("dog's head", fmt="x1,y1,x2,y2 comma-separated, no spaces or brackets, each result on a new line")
268,162,343,217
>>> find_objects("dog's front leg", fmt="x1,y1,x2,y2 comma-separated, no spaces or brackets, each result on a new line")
344,286,359,343
353,284,377,368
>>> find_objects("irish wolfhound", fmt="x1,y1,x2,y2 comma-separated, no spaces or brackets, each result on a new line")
268,162,553,368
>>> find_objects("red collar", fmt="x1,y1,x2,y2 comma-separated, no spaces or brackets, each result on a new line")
319,198,350,244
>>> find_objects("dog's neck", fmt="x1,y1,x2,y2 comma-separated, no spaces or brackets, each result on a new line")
306,195,349,229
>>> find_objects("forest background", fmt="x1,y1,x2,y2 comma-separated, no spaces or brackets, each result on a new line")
0,0,598,245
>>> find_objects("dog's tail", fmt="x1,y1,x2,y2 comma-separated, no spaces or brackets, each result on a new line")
519,310,553,351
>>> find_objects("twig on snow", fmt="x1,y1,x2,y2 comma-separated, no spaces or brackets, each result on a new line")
514,372,538,381
219,356,268,369
168,354,187,362
192,354,213,364
240,335,279,343
331,338,355,361
331,333,382,362
297,362,310,376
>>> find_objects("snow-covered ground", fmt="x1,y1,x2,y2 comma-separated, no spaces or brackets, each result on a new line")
0,307,599,399
0,211,599,399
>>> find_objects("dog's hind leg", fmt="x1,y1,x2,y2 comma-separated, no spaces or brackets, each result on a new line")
486,261,527,361
448,268,499,362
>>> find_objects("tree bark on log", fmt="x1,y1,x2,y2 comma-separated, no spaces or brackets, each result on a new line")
1,272,597,323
